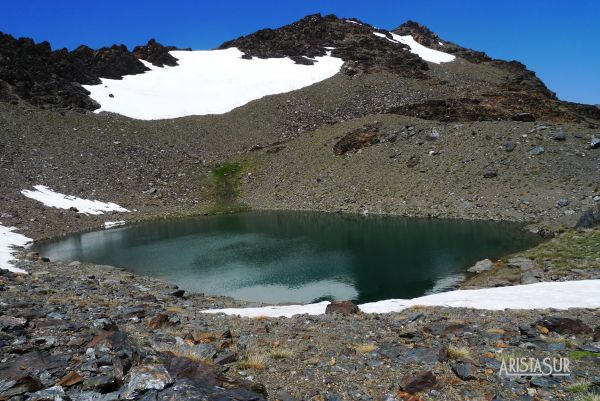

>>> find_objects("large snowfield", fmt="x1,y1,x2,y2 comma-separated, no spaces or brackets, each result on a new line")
84,35,455,120
202,280,600,318
84,48,344,120
21,185,129,215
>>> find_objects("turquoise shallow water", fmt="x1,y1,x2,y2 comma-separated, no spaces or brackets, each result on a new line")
34,211,542,304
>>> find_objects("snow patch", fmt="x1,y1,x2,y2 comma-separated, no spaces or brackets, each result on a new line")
372,31,455,64
389,33,455,64
203,301,330,319
104,221,126,229
201,280,600,318
345,20,363,25
21,185,129,215
84,48,344,120
0,224,32,274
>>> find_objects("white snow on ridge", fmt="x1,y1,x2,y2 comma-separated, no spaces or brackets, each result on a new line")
202,280,600,318
21,185,129,215
372,31,455,64
84,48,344,120
0,224,32,274
390,33,455,64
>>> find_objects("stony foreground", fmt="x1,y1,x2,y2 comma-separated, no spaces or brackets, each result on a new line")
1,257,599,401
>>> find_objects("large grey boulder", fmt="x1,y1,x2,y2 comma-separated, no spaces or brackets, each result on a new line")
467,259,494,273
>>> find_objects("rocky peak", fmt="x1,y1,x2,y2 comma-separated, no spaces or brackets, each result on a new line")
218,13,429,77
394,20,441,47
132,39,188,67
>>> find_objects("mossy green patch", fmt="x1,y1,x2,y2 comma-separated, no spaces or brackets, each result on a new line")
570,350,600,360
208,161,250,213
522,228,600,270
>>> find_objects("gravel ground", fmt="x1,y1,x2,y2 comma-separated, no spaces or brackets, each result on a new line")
1,256,599,401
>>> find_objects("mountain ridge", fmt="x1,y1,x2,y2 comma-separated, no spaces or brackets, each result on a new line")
0,13,598,124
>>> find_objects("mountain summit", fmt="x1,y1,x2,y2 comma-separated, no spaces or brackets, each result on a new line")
0,13,598,122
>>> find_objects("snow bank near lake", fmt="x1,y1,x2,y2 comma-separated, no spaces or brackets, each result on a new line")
202,280,600,318
84,48,344,120
372,31,455,64
21,185,129,215
104,221,126,229
0,224,32,274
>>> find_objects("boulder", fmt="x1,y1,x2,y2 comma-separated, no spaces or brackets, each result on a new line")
576,204,600,229
553,129,566,141
511,112,536,122
120,365,172,399
507,257,536,271
528,146,545,155
451,362,476,381
325,300,359,315
483,169,498,178
400,370,437,394
536,317,592,335
590,136,600,149
468,259,494,273
333,123,382,155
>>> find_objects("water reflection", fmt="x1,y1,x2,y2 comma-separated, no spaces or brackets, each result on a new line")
34,211,541,303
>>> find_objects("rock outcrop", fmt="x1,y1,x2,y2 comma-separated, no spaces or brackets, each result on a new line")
0,32,182,111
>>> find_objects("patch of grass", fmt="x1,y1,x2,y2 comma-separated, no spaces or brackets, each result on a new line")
236,353,267,370
268,348,294,360
570,350,600,360
355,343,378,354
523,228,600,270
213,162,242,180
212,162,242,202
155,344,212,364
567,381,591,394
206,161,251,213
575,393,600,401
540,334,578,349
447,346,472,361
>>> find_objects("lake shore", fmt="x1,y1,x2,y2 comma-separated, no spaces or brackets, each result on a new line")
2,249,600,400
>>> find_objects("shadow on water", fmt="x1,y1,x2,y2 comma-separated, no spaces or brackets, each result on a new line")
34,211,542,304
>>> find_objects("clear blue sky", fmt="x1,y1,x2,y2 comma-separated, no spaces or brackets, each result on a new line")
1,0,598,104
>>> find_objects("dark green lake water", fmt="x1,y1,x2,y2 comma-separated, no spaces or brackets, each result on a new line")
34,211,542,304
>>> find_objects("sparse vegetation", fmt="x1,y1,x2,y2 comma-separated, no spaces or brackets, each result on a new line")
447,346,471,361
355,343,378,354
268,348,294,359
206,161,251,213
570,350,600,360
212,162,243,203
540,334,578,348
523,228,600,270
567,381,592,394
575,393,600,401
155,344,212,364
236,353,267,370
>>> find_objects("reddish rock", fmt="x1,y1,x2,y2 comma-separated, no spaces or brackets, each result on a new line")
537,317,592,335
57,371,83,387
325,300,359,315
147,313,171,329
400,370,437,394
